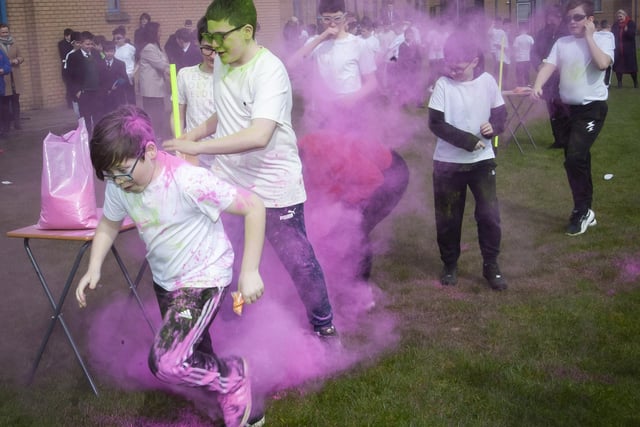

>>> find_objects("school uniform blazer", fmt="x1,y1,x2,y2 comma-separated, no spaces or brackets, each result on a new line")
177,43,202,71
66,48,104,96
101,57,128,92
138,43,169,98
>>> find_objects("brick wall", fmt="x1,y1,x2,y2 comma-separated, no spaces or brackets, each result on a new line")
5,0,292,110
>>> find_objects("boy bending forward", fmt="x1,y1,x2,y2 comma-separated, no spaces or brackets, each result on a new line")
75,105,266,427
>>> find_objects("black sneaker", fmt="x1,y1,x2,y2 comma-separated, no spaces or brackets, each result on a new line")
566,209,596,236
440,264,458,286
482,263,508,291
315,324,338,339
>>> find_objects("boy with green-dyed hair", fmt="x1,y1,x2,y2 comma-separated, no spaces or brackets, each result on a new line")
205,0,257,36
165,0,338,341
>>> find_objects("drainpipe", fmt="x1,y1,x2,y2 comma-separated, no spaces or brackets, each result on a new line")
0,0,7,23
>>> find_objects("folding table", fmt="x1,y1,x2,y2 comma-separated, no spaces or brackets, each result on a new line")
6,217,154,396
502,89,538,153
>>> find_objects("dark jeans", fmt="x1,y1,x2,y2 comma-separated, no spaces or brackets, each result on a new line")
265,203,334,330
555,101,608,214
433,159,502,267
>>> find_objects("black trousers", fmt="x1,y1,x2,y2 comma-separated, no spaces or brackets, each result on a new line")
555,101,608,214
77,89,102,134
8,93,20,128
433,159,502,267
0,95,10,132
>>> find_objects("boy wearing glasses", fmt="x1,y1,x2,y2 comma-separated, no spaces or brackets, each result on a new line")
163,0,338,339
76,105,266,427
427,32,508,291
176,17,217,167
532,0,614,236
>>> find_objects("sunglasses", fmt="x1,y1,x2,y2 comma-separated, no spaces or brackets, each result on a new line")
201,25,245,45
568,14,587,22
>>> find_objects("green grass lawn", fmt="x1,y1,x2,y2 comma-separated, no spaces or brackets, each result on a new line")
2,88,639,426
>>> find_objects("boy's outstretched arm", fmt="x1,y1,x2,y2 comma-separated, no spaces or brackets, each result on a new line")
163,118,276,156
75,216,123,308
531,62,556,100
224,189,266,304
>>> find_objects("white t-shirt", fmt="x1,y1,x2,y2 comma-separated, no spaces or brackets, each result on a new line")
428,72,504,164
103,152,236,291
306,33,377,95
211,48,306,208
178,64,216,132
178,64,216,167
513,33,534,62
114,43,136,82
545,32,615,105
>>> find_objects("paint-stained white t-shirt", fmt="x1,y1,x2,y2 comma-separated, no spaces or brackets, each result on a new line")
210,48,306,208
103,152,236,291
428,72,504,164
545,32,615,105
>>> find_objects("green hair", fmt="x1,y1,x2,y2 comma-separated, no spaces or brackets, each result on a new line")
205,0,257,38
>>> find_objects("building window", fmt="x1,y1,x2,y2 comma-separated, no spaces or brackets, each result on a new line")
107,0,119,12
593,0,602,12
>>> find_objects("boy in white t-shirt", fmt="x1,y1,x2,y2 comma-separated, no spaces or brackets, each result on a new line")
513,24,535,86
287,0,378,128
112,26,136,104
176,17,216,167
164,0,338,340
428,32,508,291
75,105,266,427
532,0,614,236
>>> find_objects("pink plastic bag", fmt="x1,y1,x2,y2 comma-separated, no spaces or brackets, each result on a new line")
37,118,99,229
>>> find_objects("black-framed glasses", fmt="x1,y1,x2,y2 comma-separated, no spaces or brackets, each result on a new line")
568,14,587,22
201,25,246,45
318,14,346,24
103,154,142,182
199,45,216,56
